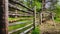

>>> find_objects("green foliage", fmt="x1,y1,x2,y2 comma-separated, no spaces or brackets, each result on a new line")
35,2,41,12
54,1,60,22
23,0,42,12
33,0,42,2
31,27,40,34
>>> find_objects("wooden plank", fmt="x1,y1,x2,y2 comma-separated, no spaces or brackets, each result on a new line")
0,0,8,34
20,23,38,34
9,13,32,16
20,27,33,34
9,3,32,14
9,22,24,26
9,20,33,26
9,23,33,34
9,0,34,12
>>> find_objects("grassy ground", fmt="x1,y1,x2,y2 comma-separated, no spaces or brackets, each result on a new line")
55,17,60,23
11,24,32,34
8,20,32,31
8,16,33,23
8,16,33,21
40,19,60,34
8,17,18,21
8,16,33,34
31,26,40,34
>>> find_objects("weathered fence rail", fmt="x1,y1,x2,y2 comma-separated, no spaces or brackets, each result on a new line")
9,23,33,34
20,22,38,34
9,3,32,14
20,27,33,34
9,20,33,26
9,0,34,12
8,1,36,33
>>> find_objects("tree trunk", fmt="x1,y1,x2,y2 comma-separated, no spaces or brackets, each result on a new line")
0,0,8,34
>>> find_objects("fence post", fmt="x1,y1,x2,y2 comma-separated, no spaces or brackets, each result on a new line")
33,6,36,30
0,0,8,34
42,0,45,11
15,10,18,18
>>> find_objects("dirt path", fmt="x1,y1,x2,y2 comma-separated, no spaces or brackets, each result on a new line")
40,20,60,34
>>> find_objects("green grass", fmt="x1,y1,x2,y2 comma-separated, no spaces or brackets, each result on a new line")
8,16,33,33
11,24,32,34
8,23,26,31
8,16,33,21
54,7,60,23
8,21,32,31
8,18,17,21
19,16,33,18
31,26,40,34
19,19,32,21
54,17,60,23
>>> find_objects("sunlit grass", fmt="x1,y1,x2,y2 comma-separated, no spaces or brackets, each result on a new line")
8,16,33,34
55,17,60,23
8,21,32,31
8,23,26,31
31,26,40,34
8,16,33,21
12,24,32,34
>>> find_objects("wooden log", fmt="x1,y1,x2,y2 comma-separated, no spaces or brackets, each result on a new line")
20,21,38,34
9,0,34,12
9,3,33,14
20,27,33,34
0,0,8,34
9,23,33,34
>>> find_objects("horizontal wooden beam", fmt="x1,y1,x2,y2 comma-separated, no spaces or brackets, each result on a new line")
9,3,33,14
9,0,34,12
9,23,33,34
20,27,33,34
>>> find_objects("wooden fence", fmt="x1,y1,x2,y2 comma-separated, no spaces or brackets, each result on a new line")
0,0,37,34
